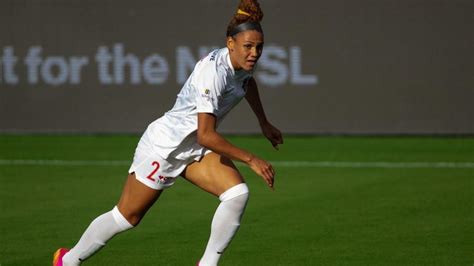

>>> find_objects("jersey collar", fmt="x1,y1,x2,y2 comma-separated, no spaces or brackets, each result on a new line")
226,48,235,76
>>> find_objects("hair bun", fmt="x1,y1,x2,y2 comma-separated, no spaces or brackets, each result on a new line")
236,0,263,22
226,0,264,36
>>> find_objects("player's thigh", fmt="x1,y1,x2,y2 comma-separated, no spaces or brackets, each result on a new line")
182,152,245,197
117,173,163,225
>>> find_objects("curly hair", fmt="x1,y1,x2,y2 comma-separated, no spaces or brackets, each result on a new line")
226,0,264,37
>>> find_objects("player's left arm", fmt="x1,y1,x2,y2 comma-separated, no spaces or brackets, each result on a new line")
245,77,284,149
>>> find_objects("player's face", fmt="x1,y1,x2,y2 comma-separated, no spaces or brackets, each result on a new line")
227,30,264,71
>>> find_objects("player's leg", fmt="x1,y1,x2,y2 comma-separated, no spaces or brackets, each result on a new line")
182,152,250,266
60,174,162,265
117,173,163,225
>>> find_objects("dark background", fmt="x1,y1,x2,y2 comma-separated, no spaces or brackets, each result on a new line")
1,0,472,134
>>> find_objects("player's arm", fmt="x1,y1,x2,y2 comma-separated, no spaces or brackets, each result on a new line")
244,77,283,149
197,112,274,188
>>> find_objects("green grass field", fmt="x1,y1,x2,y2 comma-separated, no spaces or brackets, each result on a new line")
0,135,473,265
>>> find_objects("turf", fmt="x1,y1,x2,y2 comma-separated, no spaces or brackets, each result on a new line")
0,135,473,265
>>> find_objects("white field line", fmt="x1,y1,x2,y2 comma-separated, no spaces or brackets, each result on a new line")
0,159,474,169
0,159,130,166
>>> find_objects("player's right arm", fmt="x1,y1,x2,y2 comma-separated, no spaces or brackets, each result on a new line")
197,112,275,189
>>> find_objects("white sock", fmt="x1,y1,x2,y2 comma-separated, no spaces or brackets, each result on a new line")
62,206,133,266
199,183,249,266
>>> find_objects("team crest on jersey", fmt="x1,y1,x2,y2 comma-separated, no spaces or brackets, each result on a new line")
201,88,213,102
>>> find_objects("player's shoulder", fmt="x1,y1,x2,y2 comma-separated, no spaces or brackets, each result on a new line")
197,48,230,77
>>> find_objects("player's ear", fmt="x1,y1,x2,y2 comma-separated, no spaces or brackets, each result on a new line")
226,36,235,52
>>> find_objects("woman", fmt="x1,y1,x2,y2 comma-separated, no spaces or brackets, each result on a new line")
54,0,282,265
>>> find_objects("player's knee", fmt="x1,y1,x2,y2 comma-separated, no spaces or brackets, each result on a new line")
111,206,135,231
219,183,249,203
124,213,144,226
116,208,144,227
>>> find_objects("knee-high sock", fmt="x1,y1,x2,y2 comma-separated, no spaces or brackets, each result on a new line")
199,183,249,266
62,206,133,266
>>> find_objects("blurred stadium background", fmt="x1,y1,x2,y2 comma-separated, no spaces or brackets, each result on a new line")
0,0,473,265
1,0,472,134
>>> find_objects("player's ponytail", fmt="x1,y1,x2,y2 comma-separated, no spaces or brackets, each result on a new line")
226,0,264,37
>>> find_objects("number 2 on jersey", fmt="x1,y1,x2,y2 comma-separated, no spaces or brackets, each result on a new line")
146,161,160,182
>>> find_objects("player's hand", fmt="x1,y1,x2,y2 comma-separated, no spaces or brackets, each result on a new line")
261,122,283,150
247,155,275,190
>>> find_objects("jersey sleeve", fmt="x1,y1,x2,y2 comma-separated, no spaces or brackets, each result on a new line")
194,65,226,115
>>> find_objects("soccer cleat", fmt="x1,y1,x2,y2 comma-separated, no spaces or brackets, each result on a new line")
53,248,69,266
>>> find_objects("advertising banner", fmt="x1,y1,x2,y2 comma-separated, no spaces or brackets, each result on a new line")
1,0,473,134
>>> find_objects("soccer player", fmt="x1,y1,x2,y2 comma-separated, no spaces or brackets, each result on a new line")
53,0,282,265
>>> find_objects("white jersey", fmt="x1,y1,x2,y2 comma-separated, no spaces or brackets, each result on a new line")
144,48,252,160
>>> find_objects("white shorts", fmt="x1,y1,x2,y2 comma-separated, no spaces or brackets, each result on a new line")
128,131,210,190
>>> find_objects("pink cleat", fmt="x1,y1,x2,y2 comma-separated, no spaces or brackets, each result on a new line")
53,248,69,266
